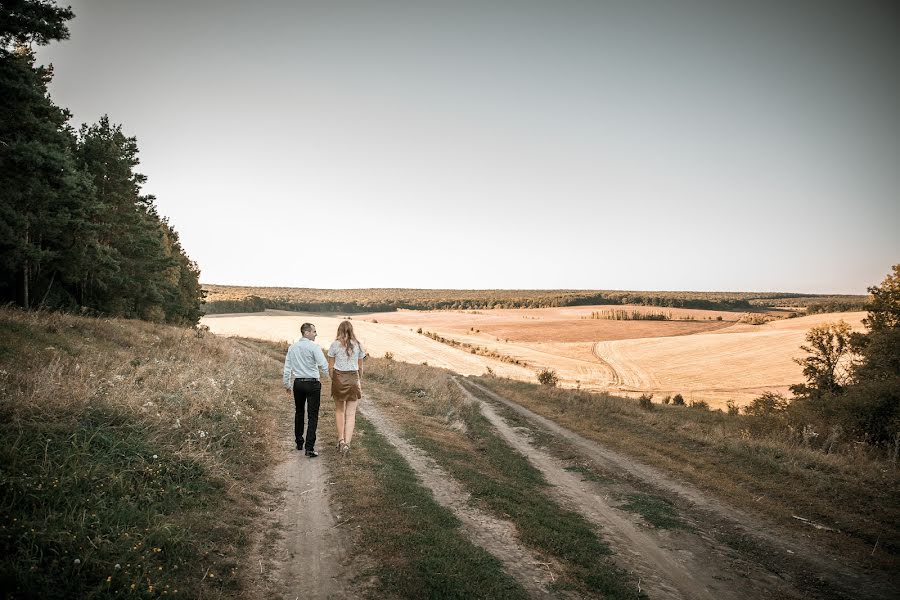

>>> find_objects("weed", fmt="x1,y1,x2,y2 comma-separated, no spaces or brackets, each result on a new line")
537,369,558,386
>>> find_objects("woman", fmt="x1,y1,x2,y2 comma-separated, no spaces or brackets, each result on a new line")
327,320,366,456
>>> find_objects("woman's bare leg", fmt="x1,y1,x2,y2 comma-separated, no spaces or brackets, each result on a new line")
343,399,359,445
334,400,346,443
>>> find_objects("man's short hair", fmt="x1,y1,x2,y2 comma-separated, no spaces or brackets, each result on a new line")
300,322,314,335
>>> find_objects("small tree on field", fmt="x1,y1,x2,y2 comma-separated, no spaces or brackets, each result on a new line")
537,369,558,386
791,321,854,398
638,394,654,410
671,393,685,406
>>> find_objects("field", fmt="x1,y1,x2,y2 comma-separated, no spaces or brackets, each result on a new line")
201,305,866,409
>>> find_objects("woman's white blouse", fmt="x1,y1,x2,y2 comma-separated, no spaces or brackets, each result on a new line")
328,340,366,371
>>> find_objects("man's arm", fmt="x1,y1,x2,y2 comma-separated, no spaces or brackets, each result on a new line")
283,345,293,389
316,346,330,378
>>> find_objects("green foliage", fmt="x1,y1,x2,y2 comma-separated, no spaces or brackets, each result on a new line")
537,368,558,386
788,265,900,448
0,2,202,324
791,321,853,397
743,392,789,418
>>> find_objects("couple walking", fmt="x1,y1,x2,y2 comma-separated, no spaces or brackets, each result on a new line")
282,320,365,458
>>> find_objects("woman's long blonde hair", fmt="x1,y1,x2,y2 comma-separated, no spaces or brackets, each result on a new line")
336,320,359,358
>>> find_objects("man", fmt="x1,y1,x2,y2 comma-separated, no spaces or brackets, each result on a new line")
283,322,329,457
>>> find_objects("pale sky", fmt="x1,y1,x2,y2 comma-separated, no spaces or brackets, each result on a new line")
38,1,900,293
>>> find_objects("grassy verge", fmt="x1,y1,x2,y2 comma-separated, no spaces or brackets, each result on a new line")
0,308,284,598
469,376,900,565
366,359,643,598
328,415,528,599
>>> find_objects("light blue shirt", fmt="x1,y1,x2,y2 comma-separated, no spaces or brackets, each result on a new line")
283,337,329,388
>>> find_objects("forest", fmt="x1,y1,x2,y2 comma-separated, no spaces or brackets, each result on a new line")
0,1,203,325
203,283,867,314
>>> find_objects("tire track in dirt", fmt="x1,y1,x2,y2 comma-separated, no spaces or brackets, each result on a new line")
461,379,896,600
248,408,355,600
359,398,558,599
454,379,739,600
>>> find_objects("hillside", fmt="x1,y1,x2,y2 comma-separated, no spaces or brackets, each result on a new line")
3,308,896,599
0,308,286,598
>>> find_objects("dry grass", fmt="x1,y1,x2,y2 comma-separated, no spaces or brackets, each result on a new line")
471,376,900,570
0,307,285,598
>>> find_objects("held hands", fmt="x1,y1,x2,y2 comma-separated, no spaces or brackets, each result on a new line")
284,387,292,397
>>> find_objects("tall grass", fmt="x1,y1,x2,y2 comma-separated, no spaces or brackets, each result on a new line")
0,308,283,598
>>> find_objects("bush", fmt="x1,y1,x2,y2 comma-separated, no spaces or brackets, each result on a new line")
384,351,394,360
661,395,671,405
638,394,654,410
671,393,685,406
689,399,709,411
726,400,739,416
743,391,788,417
537,369,558,387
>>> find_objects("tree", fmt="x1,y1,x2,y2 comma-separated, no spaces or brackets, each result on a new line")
791,321,853,397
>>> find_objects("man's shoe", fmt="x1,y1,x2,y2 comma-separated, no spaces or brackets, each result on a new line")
305,450,319,458
296,443,303,451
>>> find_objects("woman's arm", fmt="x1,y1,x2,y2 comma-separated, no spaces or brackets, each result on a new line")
327,356,335,375
357,358,364,377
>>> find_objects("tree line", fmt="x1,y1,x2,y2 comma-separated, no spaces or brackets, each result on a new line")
202,284,868,315
0,1,203,325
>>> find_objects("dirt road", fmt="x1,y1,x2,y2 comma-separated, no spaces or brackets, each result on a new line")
359,396,559,598
249,417,354,599
460,379,895,600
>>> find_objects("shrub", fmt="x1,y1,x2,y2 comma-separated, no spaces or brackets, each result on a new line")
743,391,788,417
537,369,558,387
417,327,422,334
671,393,685,406
638,394,654,410
384,351,394,360
726,400,740,416
689,399,709,411
661,395,671,405
484,366,495,377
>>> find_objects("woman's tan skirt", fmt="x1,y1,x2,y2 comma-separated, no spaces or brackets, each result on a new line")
332,369,361,402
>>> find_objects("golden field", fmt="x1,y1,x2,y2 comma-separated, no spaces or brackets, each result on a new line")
201,305,866,409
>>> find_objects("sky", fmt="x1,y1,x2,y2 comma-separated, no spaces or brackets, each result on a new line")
37,0,900,293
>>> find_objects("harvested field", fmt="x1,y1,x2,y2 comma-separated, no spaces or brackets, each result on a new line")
364,305,739,342
202,308,866,410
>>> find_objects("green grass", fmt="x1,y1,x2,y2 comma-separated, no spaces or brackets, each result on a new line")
618,494,692,530
333,416,528,599
0,308,284,598
400,401,643,598
563,464,614,483
0,406,240,598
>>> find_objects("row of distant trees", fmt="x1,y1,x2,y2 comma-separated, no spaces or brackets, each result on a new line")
0,1,203,325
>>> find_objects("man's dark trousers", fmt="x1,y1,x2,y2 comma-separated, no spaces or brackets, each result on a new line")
293,378,321,451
